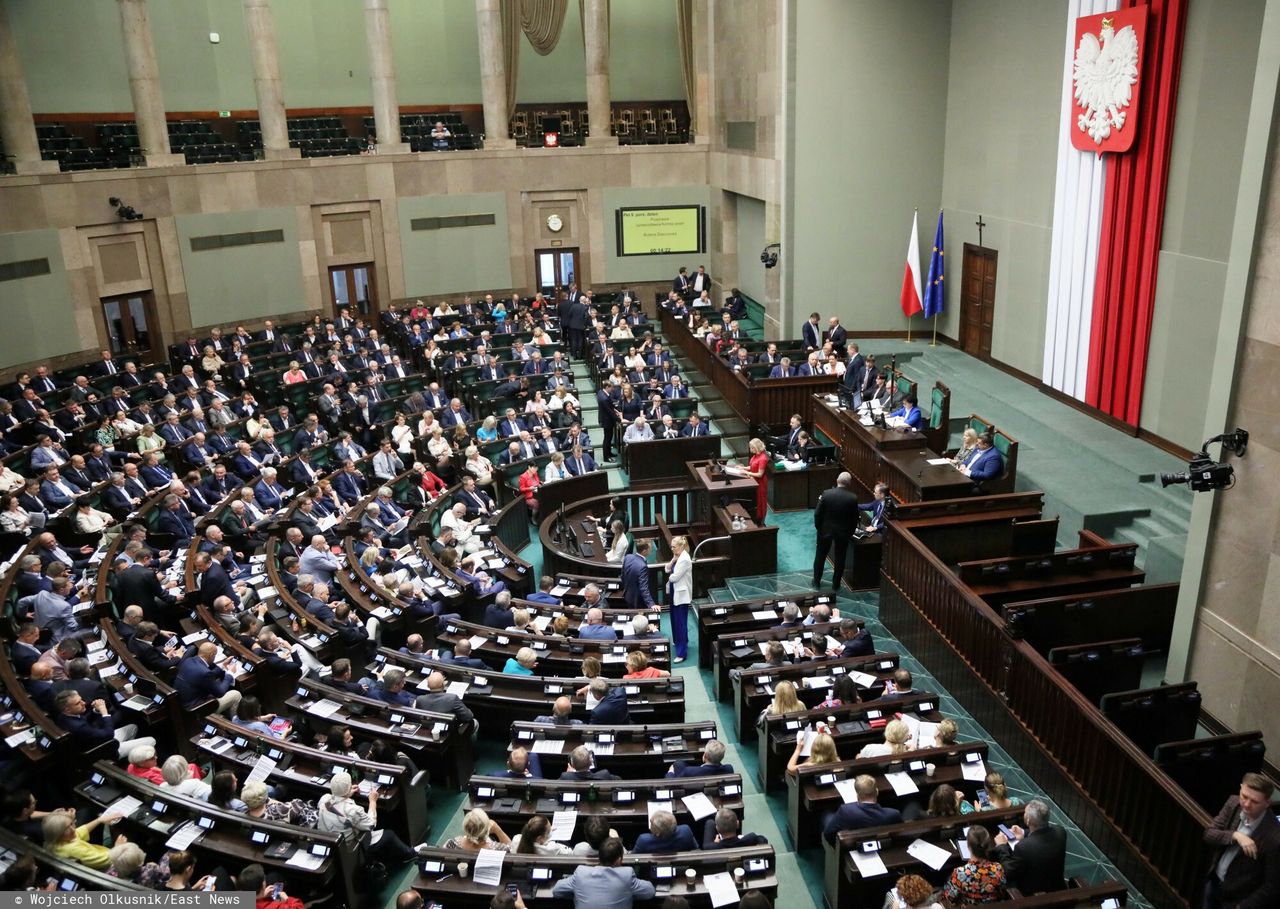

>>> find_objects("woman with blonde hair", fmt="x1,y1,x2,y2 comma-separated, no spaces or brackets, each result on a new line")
763,680,803,718
443,807,512,852
788,731,840,776
282,360,307,385
464,445,495,487
857,718,912,759
952,427,980,466
623,651,669,680
666,535,693,662
426,424,451,460
744,438,771,522
968,770,1022,813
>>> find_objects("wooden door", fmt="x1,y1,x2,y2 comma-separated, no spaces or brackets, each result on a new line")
101,292,161,363
329,263,379,320
960,244,997,358
534,248,580,296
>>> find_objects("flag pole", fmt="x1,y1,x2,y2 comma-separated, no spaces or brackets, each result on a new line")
931,313,938,347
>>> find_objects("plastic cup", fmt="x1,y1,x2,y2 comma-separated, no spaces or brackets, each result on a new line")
458,862,470,878
926,763,937,778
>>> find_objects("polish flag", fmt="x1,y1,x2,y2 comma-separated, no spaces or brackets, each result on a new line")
900,210,924,317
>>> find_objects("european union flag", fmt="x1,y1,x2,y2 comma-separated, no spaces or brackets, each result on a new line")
923,211,945,318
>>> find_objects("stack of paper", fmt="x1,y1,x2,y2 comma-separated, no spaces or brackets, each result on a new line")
906,838,952,871
680,792,717,821
833,779,859,804
884,772,919,796
646,800,674,819
703,871,739,907
851,850,888,877
165,822,204,850
961,758,988,782
446,681,471,698
472,848,505,887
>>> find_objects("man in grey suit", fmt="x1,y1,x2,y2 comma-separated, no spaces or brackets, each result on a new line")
413,671,476,735
551,837,655,909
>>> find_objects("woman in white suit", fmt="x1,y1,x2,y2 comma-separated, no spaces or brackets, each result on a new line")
666,535,694,663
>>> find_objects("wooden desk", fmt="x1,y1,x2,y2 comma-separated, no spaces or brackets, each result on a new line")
811,397,973,502
625,434,722,484
412,844,778,909
768,461,842,511
731,654,900,742
508,720,717,778
693,593,836,669
688,462,758,519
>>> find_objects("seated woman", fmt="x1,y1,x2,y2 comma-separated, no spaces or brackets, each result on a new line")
160,755,212,800
475,416,499,443
207,770,248,813
623,651,669,680
443,808,512,852
464,445,495,487
316,771,417,864
604,520,630,563
502,646,538,676
426,425,451,461
944,825,1008,904
200,347,226,380
856,717,912,759
420,466,449,500
967,770,1022,813
510,815,572,856
0,494,33,535
390,413,414,455
952,427,980,466
282,361,308,385
758,679,803,727
787,731,840,777
242,781,320,828
233,695,290,740
543,451,570,483
506,609,533,633
819,673,861,710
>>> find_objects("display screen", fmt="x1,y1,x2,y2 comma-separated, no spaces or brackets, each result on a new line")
616,206,704,256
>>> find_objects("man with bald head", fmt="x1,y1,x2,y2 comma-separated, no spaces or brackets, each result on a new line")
578,606,617,641
534,696,583,726
813,471,861,592
174,641,242,715
413,670,476,734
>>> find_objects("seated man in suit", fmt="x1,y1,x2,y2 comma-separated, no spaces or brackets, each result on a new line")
679,413,710,437
127,621,184,672
413,671,477,734
564,445,598,476
859,481,891,531
371,667,415,707
559,744,619,781
994,799,1068,895
827,618,875,658
667,739,735,778
704,807,768,849
53,689,155,760
823,774,903,844
769,357,796,379
578,607,617,641
9,622,43,675
502,746,543,779
588,677,631,724
888,393,923,430
534,696,583,727
155,495,196,544
878,668,931,701
960,432,1004,484
633,810,700,853
438,638,488,670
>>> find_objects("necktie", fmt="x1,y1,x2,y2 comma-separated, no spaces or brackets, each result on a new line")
576,459,584,474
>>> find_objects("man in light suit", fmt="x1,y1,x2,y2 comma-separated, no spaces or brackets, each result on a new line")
551,836,655,907
621,540,655,609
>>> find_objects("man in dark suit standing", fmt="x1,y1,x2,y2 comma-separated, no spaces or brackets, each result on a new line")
1203,773,1280,909
802,312,822,350
621,540,655,609
994,799,1068,895
566,294,589,359
822,774,902,844
813,472,860,591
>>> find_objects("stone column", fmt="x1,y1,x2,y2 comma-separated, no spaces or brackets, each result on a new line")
475,0,514,149
582,0,615,146
363,0,409,155
116,0,184,167
0,0,57,173
242,0,297,160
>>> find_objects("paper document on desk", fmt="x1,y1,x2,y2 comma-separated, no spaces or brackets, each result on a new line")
681,792,718,821
591,742,615,756
4,728,34,749
704,871,740,908
752,609,778,621
961,758,988,781
956,839,972,860
468,635,489,650
915,722,939,749
531,616,552,632
287,851,324,870
802,676,832,690
849,671,878,688
647,800,674,820
531,739,563,754
486,558,506,571
245,754,277,785
550,809,578,841
446,681,470,698
106,796,142,818
851,849,889,877
798,730,817,757
884,771,919,796
906,838,952,871
308,698,342,718
472,848,505,888
165,822,204,850
927,458,953,466
834,778,859,804
550,584,571,597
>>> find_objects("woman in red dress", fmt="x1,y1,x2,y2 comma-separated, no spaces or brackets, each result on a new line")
744,438,771,522
518,462,541,521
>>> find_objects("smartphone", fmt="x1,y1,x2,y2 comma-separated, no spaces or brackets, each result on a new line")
997,823,1017,841
977,789,990,805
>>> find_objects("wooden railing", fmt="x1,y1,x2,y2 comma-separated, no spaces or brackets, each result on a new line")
879,520,1212,909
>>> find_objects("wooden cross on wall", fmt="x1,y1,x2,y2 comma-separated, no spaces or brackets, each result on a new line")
976,215,986,247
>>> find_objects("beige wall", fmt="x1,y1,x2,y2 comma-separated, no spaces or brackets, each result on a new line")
1186,108,1280,749
0,145,709,373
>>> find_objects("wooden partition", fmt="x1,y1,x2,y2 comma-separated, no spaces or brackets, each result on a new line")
624,433,722,483
878,516,1212,908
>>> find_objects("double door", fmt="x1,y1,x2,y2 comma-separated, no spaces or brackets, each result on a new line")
330,264,378,319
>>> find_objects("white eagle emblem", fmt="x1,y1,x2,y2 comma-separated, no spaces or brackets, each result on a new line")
1073,18,1140,144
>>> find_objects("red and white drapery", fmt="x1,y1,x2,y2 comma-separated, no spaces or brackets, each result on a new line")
1041,0,1186,426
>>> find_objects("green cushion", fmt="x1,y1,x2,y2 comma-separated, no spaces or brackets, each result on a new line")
994,433,1012,457
970,416,992,435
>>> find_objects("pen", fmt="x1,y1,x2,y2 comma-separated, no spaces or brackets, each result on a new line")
436,875,453,884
